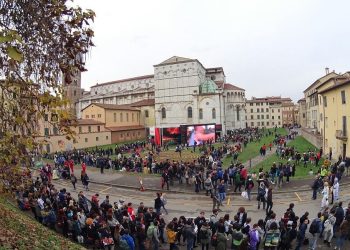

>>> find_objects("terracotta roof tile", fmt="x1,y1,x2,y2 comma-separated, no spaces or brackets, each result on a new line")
130,99,155,107
106,125,145,132
83,103,139,111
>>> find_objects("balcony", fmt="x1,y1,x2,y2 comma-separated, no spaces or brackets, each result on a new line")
336,130,348,141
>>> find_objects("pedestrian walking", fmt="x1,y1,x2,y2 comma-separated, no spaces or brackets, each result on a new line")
266,187,273,215
308,212,322,250
81,171,89,191
160,193,168,215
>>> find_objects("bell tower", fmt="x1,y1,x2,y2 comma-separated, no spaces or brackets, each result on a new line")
62,69,83,117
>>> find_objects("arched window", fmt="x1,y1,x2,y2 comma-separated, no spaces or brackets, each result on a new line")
187,106,192,118
161,107,166,119
236,106,240,121
199,108,203,119
212,108,216,119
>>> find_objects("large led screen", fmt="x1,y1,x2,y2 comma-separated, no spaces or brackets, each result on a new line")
162,127,181,144
187,124,215,146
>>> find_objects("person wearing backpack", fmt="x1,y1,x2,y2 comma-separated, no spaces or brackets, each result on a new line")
231,223,243,250
295,219,309,250
121,229,135,250
257,182,266,210
199,222,212,250
308,212,322,250
323,210,336,247
147,220,160,250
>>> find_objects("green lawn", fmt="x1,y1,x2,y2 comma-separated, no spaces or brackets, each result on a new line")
222,128,288,167
250,136,322,178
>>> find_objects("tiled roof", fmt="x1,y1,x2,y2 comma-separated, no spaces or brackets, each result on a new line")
91,75,154,88
82,103,139,111
224,83,245,91
318,79,350,94
246,97,292,103
106,125,145,132
76,119,105,125
130,99,155,107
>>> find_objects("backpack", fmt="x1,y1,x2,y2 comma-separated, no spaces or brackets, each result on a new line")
211,233,218,246
199,229,208,240
147,224,155,239
258,187,266,197
309,219,319,234
119,238,130,250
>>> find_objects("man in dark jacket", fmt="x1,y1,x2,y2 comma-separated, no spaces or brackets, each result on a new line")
154,193,162,215
311,175,320,200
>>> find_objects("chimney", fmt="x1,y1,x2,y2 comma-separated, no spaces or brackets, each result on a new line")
325,67,329,74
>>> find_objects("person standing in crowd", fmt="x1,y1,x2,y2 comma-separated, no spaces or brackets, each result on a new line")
81,171,89,191
154,193,162,215
266,187,273,215
323,209,336,247
295,218,309,250
199,222,211,250
204,174,213,197
166,222,178,250
218,180,226,205
70,173,77,190
335,215,350,250
332,178,340,203
184,219,196,250
160,193,168,215
245,176,254,201
308,212,322,250
257,181,266,210
311,174,320,200
321,182,330,212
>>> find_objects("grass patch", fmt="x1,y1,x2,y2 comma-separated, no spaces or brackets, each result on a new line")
222,128,288,166
0,195,84,250
250,136,322,178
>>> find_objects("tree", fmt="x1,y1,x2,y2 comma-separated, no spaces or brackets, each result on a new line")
0,0,95,191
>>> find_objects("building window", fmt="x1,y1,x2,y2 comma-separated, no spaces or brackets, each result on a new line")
251,115,254,119
73,90,76,96
88,126,91,133
212,108,216,119
236,106,240,121
257,108,260,113
278,121,281,125
98,114,101,118
257,115,260,119
341,90,346,104
278,116,280,119
199,108,203,119
114,113,117,122
120,133,123,138
323,96,327,107
161,107,166,119
261,115,264,119
266,115,269,119
132,113,134,122
79,126,82,133
44,114,49,121
91,115,95,118
303,113,305,118
96,137,99,141
257,122,260,126
85,115,89,119
278,109,280,112
272,116,274,119
85,138,88,142
262,121,264,126
187,107,193,118
53,126,58,135
272,122,275,125
267,121,269,126
266,108,269,112
251,122,254,126
120,113,123,122
44,128,49,136
51,114,58,122
97,126,100,132
343,116,347,136
250,109,253,113
272,109,274,113
126,113,129,122
106,136,109,140
145,110,149,118
250,103,253,106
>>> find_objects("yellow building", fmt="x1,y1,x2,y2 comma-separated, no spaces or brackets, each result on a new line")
318,78,350,159
36,103,146,153
297,98,307,128
36,118,111,153
130,99,155,134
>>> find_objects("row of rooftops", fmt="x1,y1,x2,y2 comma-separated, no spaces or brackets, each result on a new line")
246,96,292,103
75,118,145,132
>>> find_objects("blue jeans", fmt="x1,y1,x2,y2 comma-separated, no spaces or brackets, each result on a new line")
336,234,347,248
187,239,194,250
219,192,226,203
308,233,319,250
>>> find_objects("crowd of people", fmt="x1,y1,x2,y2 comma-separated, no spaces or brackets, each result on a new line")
11,126,349,249
13,157,350,250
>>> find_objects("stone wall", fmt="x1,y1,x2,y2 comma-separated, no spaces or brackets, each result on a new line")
301,127,323,148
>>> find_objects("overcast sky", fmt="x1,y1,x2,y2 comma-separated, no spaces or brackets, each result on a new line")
74,0,350,102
